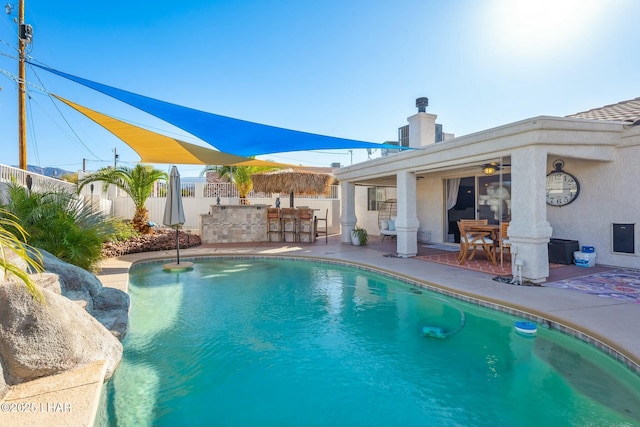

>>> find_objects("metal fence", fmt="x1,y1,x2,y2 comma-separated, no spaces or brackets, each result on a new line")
148,181,339,200
1,164,340,232
0,164,77,194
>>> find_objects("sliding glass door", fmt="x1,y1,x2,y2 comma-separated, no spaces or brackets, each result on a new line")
445,174,511,242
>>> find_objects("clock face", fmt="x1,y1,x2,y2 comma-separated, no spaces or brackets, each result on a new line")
546,171,579,206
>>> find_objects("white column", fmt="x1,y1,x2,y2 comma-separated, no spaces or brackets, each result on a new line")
396,170,419,257
508,147,553,282
407,112,437,148
340,181,357,244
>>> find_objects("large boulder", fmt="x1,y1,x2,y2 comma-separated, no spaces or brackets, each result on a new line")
40,249,103,301
0,360,6,400
0,280,123,385
92,287,131,339
38,249,130,338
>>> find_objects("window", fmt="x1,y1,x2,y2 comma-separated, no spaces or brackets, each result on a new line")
368,187,390,211
398,125,409,148
478,174,511,224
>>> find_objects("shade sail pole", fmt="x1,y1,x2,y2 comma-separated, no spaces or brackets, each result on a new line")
175,228,180,264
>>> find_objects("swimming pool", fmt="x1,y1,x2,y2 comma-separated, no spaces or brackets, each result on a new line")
96,258,640,426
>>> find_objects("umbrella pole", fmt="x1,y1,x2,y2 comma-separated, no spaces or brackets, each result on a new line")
290,191,294,208
175,228,180,264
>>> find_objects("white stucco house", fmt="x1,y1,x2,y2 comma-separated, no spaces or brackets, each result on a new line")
334,97,640,282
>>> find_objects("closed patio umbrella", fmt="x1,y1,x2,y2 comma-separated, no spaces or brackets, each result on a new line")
163,165,186,265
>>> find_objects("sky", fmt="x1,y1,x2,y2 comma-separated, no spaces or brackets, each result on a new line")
1,0,639,177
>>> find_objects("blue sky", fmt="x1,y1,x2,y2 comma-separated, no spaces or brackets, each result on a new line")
1,0,639,177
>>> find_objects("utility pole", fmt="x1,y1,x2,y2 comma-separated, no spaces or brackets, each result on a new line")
113,148,119,168
12,0,32,170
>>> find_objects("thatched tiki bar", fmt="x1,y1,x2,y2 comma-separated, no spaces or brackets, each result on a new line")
251,168,333,208
199,168,334,244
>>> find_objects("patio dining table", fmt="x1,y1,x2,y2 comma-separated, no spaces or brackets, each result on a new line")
459,223,500,265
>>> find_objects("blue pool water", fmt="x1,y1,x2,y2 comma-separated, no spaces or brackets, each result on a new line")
96,258,640,426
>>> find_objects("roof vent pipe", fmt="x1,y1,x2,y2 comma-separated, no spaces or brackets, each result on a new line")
416,97,429,113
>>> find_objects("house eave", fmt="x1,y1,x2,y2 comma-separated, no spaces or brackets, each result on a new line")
335,115,623,183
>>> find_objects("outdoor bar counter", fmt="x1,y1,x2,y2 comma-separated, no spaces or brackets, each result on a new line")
201,204,269,243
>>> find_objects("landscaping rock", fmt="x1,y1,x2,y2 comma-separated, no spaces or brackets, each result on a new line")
92,288,130,339
0,361,6,399
36,249,130,338
41,249,103,298
36,273,62,294
101,229,201,258
0,281,123,384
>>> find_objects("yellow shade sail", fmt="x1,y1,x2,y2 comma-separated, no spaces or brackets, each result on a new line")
52,94,292,167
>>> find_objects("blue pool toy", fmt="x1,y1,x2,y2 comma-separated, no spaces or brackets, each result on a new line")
514,321,537,335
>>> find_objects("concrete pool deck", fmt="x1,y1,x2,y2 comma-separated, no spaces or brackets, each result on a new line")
3,235,639,426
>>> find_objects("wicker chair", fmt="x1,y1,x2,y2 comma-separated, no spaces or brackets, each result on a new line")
378,199,397,242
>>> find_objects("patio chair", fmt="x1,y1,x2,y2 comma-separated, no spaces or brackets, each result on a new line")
297,208,314,243
459,219,488,226
266,207,283,242
499,222,511,267
314,208,328,244
457,220,496,265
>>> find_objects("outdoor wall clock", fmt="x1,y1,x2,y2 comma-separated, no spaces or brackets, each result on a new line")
546,159,580,206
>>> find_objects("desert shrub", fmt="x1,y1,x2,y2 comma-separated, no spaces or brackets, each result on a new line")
1,183,114,271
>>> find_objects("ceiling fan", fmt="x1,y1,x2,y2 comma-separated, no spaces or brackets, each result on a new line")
481,161,511,176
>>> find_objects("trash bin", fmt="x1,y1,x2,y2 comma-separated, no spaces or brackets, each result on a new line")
548,238,579,264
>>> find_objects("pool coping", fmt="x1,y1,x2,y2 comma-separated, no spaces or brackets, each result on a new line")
4,239,639,427
0,360,106,427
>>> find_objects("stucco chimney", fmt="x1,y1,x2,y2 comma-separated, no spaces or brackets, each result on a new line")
407,97,437,148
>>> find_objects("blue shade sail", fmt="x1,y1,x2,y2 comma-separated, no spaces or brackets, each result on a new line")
32,63,409,157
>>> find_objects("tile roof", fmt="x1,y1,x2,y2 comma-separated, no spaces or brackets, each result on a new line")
566,97,640,126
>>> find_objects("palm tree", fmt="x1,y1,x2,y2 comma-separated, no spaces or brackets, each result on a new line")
0,208,43,301
231,166,255,204
79,164,167,234
200,163,281,203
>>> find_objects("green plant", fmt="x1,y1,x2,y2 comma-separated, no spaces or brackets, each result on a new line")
104,218,139,243
352,225,369,246
1,183,114,272
201,162,281,200
78,164,167,234
0,208,44,301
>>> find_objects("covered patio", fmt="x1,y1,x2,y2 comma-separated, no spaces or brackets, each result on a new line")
335,101,639,282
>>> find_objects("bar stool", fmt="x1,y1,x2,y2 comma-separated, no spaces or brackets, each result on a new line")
266,208,282,242
281,208,297,242
297,208,314,243
314,208,328,244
